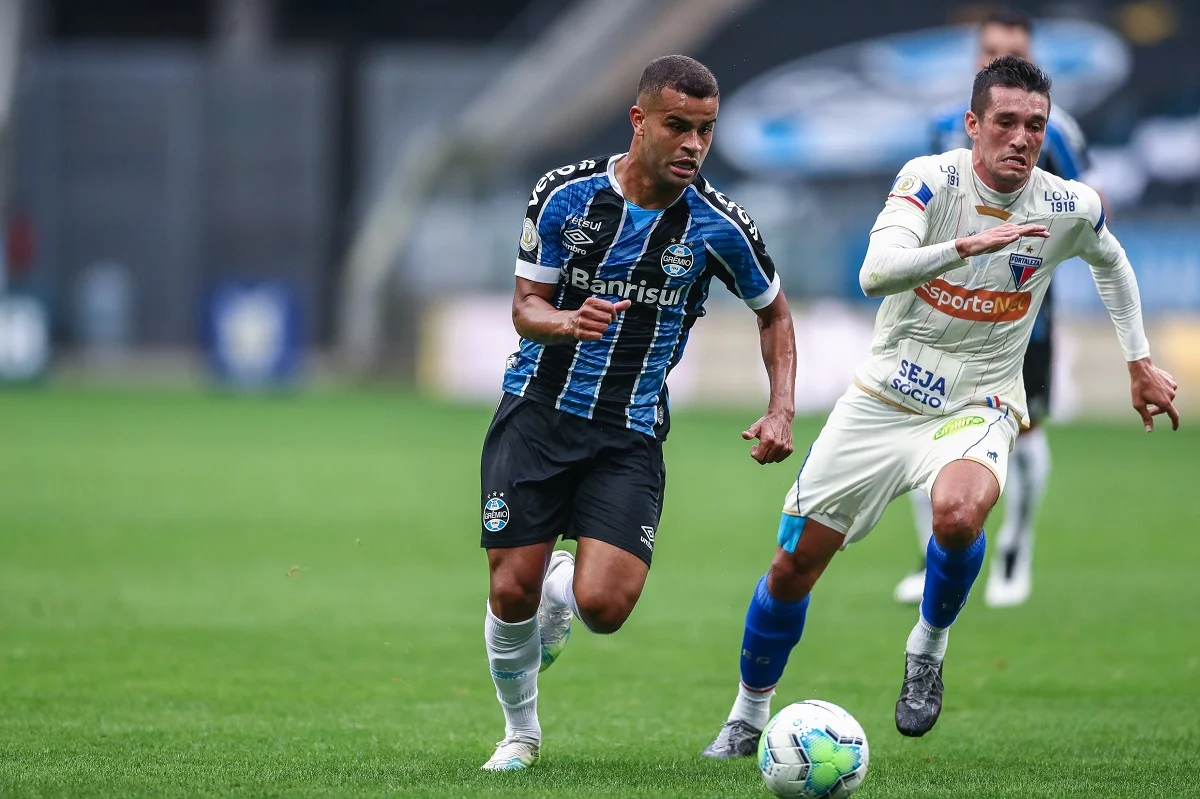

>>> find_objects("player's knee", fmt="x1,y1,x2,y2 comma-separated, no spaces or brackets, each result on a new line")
488,569,542,622
931,500,984,550
767,550,816,603
572,583,636,635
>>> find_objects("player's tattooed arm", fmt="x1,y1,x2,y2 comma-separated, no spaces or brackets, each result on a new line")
741,291,796,465
512,277,631,345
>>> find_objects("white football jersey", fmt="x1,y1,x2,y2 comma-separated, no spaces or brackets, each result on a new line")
855,148,1145,424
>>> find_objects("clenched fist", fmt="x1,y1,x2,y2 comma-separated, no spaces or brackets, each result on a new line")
569,297,632,342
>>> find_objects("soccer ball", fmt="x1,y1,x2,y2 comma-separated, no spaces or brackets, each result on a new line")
757,700,869,798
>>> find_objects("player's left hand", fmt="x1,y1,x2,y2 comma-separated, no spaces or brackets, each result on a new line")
742,411,795,464
1128,358,1179,432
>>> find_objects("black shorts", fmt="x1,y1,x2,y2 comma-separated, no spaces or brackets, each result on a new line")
1023,335,1052,423
1025,287,1053,425
480,393,666,566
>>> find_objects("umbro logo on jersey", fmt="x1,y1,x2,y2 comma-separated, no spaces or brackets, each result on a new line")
640,526,655,551
563,228,594,247
1008,253,1042,289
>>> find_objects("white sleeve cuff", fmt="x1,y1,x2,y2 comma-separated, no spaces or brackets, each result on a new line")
514,258,561,284
744,273,781,310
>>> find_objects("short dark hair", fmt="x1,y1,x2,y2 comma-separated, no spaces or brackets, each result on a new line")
970,54,1051,118
637,55,719,102
981,7,1033,33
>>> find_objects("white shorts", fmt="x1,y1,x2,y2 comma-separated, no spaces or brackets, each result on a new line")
780,386,1018,547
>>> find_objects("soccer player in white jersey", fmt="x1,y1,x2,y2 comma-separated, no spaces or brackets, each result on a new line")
895,7,1095,609
701,55,1179,756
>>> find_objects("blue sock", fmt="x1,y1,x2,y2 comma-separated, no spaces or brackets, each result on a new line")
921,531,986,628
739,574,809,691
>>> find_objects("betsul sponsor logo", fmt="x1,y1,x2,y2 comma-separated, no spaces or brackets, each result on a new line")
916,279,1032,322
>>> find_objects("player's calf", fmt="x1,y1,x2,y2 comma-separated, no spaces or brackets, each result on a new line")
570,538,649,634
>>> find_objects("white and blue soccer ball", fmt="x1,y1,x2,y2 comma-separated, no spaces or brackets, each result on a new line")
757,700,869,798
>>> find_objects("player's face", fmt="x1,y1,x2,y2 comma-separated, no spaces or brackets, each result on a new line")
967,86,1048,191
631,89,718,190
977,23,1031,70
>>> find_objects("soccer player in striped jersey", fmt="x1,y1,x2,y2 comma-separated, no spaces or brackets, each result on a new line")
896,7,1093,608
479,55,798,771
703,56,1177,756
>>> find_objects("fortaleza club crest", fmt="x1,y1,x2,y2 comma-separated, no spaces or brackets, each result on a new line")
1009,252,1042,289
483,492,510,532
661,243,694,277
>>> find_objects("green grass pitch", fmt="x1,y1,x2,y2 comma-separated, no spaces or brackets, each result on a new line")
0,389,1197,798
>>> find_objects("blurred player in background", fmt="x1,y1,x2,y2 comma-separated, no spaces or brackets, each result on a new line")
703,55,1178,756
479,55,797,771
895,8,1094,608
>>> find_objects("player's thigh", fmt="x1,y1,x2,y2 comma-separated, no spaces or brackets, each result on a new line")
919,406,1019,501
782,388,913,546
569,429,664,567
480,394,577,550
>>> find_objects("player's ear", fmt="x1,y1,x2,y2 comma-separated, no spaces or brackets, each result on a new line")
630,104,646,136
965,110,980,142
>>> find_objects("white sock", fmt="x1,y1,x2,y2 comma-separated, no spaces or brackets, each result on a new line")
910,490,934,562
728,683,775,730
996,427,1051,554
543,558,581,619
484,603,541,742
906,613,949,661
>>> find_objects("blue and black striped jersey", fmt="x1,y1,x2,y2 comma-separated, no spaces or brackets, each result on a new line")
504,154,780,439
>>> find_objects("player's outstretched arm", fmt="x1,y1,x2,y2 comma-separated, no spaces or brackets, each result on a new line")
511,277,631,345
859,223,1049,299
1076,191,1179,431
741,291,796,465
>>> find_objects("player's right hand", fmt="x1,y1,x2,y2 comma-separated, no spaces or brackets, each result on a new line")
569,297,632,341
955,223,1050,258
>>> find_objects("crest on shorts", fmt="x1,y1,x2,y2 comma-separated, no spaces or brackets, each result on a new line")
1008,252,1042,289
483,492,510,532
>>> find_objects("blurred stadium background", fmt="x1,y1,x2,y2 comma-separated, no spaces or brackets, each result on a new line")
0,0,1198,409
1,2,1198,797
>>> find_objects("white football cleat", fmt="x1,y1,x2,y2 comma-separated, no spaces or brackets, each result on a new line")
481,735,540,771
893,568,926,605
537,549,574,672
985,548,1032,607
